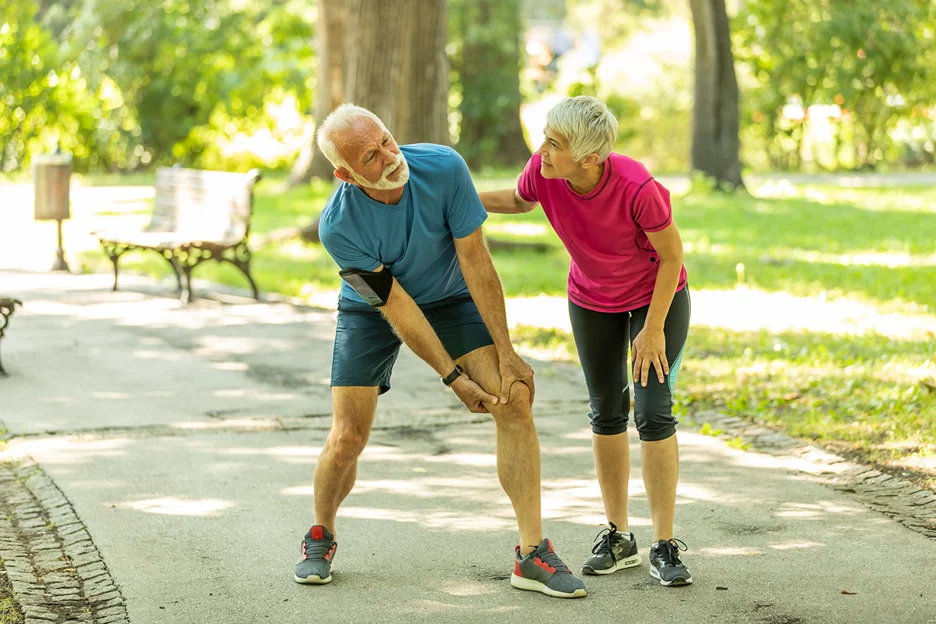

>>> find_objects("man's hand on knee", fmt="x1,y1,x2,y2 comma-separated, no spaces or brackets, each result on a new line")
450,374,499,414
497,350,535,405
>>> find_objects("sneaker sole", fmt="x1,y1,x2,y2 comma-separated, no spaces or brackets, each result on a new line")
510,573,587,599
582,554,642,575
293,574,332,585
649,566,692,587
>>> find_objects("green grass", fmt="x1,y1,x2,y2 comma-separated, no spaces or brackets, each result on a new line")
483,183,936,312
513,324,936,486
75,177,936,314
69,172,936,482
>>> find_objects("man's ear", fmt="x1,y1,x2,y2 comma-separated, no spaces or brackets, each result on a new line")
334,168,354,184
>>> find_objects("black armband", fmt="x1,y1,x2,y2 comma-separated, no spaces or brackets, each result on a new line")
339,268,393,307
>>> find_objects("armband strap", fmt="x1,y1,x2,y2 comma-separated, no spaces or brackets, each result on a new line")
339,268,394,307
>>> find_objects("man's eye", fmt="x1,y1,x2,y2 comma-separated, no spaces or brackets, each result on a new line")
382,137,388,144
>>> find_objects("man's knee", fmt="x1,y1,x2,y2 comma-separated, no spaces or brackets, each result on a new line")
327,428,368,467
492,382,533,425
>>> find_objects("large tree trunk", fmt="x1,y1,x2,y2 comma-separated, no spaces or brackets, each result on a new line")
396,1,450,145
300,0,450,244
690,0,744,189
289,0,348,187
343,0,412,132
456,0,529,170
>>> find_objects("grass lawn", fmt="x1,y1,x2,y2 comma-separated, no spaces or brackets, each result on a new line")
72,171,936,484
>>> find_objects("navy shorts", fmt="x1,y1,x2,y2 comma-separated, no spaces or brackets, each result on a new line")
330,295,494,394
568,287,691,442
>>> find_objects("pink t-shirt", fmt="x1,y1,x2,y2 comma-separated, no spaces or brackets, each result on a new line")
517,152,687,313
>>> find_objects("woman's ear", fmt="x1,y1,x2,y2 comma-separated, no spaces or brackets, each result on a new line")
582,153,602,169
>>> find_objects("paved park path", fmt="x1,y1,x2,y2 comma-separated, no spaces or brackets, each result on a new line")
1,269,935,624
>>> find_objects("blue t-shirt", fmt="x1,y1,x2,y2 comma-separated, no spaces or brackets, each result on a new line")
319,144,488,305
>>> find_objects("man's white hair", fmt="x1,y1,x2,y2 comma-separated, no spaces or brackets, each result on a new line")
316,103,388,170
546,96,619,163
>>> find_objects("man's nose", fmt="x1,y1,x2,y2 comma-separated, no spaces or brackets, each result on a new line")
380,146,397,164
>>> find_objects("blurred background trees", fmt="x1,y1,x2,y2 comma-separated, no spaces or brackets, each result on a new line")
3,0,935,178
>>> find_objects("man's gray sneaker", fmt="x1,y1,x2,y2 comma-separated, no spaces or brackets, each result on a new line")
649,538,692,586
511,538,587,598
294,525,337,584
582,522,641,575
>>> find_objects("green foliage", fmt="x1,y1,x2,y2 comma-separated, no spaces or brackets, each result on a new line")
1,0,315,172
733,0,936,171
449,0,530,169
0,0,123,171
699,423,726,437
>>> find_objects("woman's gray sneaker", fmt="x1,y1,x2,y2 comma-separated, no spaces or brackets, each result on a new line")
649,538,692,586
582,522,641,575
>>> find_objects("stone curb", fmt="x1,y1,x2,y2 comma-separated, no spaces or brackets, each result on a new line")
0,458,130,624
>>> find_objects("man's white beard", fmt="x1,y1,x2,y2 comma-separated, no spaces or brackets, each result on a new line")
351,152,410,190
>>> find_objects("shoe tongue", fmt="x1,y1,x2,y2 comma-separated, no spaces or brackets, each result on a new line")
309,525,333,541
535,538,554,556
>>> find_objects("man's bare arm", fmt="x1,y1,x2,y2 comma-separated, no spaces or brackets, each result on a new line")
478,189,538,214
454,227,535,403
373,265,499,412
452,229,512,353
378,267,459,376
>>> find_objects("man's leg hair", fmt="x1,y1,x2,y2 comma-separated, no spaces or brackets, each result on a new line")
457,345,543,554
313,386,380,536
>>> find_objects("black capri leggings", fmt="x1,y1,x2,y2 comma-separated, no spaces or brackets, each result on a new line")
568,287,690,442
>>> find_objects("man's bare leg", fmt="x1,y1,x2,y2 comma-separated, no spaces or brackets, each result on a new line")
458,345,542,555
313,386,380,536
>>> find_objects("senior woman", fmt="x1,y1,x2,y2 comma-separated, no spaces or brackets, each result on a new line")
480,96,692,586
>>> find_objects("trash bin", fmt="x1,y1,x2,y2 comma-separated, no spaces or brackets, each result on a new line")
33,150,73,271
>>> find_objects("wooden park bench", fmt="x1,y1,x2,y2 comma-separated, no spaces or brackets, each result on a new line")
0,297,22,377
96,167,263,303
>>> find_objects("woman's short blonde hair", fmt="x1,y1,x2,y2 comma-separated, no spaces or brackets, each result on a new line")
546,96,618,163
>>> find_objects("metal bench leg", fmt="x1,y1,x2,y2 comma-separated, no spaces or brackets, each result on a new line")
180,266,194,304
0,301,19,377
163,253,183,292
101,243,127,292
225,243,260,300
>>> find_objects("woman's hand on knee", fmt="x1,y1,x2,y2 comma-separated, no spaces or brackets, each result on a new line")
633,327,669,387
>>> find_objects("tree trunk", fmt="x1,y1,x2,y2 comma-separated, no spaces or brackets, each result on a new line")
289,0,348,187
455,0,529,170
689,0,744,189
396,0,450,145
299,0,450,244
343,0,412,132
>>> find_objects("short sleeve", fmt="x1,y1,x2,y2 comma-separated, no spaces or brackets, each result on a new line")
632,179,673,233
446,149,488,239
516,155,540,204
319,221,381,272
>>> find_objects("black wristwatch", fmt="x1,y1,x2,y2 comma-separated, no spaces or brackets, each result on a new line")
441,364,463,386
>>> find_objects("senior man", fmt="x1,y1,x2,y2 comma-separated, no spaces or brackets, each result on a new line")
292,103,586,600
